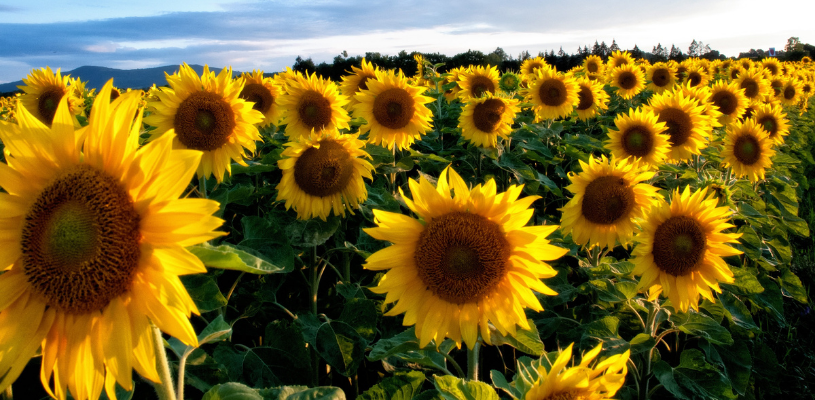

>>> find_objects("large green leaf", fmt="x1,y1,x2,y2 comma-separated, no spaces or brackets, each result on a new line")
189,243,292,274
239,215,295,272
676,312,733,346
259,386,347,400
653,349,736,400
181,274,227,312
368,328,452,373
487,319,545,356
314,321,368,377
433,375,498,400
339,298,379,342
358,371,426,400
285,216,342,248
203,382,263,400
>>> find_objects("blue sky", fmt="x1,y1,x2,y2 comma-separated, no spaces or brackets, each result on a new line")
1,0,813,84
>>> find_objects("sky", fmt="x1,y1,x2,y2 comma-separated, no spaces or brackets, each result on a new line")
1,0,813,84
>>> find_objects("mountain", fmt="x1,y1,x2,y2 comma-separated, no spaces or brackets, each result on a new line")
0,65,243,93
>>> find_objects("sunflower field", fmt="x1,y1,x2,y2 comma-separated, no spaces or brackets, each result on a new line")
1,52,815,400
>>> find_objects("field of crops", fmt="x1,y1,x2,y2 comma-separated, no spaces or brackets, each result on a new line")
1,52,814,400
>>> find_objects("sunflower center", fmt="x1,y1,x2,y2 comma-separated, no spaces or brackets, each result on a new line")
240,83,274,114
741,79,759,98
293,139,354,197
373,87,415,130
174,91,236,151
587,62,599,73
473,98,506,133
297,90,333,131
803,84,812,94
688,72,702,87
652,216,706,276
470,76,495,98
733,134,761,165
784,86,796,100
37,85,66,125
652,68,671,87
21,164,141,314
658,108,693,146
758,116,777,137
618,71,637,90
357,75,375,92
621,126,654,157
730,69,741,80
541,390,580,400
110,88,121,102
576,86,594,111
414,212,510,304
539,79,567,106
766,64,778,76
581,176,634,225
710,90,737,116
527,62,544,74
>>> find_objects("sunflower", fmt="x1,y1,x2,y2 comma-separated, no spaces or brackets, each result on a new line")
609,64,646,100
779,78,804,106
574,77,609,120
339,59,378,111
646,92,710,162
646,62,677,94
0,82,225,400
674,82,723,128
523,343,629,400
736,68,771,106
144,64,263,183
458,93,520,148
761,57,783,77
674,61,689,82
721,119,776,182
458,65,500,100
443,66,467,103
708,80,749,125
560,155,661,250
521,57,549,80
498,71,522,93
353,69,434,151
523,67,579,121
632,186,742,312
609,50,634,68
276,129,374,220
278,72,350,140
802,56,812,64
17,67,84,127
739,58,753,70
605,107,670,167
683,66,709,88
728,64,745,81
751,103,790,146
364,166,566,349
239,70,283,127
583,55,605,76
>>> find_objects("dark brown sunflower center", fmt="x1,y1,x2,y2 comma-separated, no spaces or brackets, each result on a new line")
733,134,761,165
293,139,354,197
770,80,782,96
658,107,694,146
357,74,375,92
473,98,506,133
541,390,579,400
414,212,510,304
174,91,236,151
576,85,594,111
469,76,496,98
766,64,778,76
21,164,141,314
297,90,333,131
539,78,567,106
730,69,741,80
652,68,671,87
581,176,635,225
618,71,637,90
687,72,703,87
240,83,274,114
587,62,599,73
621,126,654,157
741,79,759,98
110,88,121,102
783,86,796,100
711,90,738,116
803,84,812,94
757,116,778,137
527,62,544,74
37,85,66,125
652,216,706,276
373,87,415,130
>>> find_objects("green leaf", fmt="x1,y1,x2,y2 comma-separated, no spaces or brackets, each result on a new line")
676,312,733,346
490,370,520,399
285,216,342,248
239,216,296,272
487,319,545,356
358,371,425,400
412,390,445,400
203,382,263,400
189,243,291,274
653,349,736,399
296,313,323,347
315,321,367,377
718,292,758,331
368,328,450,373
629,333,656,355
199,314,233,345
259,386,347,400
265,320,311,370
778,268,808,303
753,275,785,323
433,375,498,400
721,267,764,295
700,339,752,396
181,275,227,312
339,298,379,342
231,161,278,175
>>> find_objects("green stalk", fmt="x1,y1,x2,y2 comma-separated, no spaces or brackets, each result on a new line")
310,247,320,386
467,341,481,381
198,175,208,199
151,324,177,400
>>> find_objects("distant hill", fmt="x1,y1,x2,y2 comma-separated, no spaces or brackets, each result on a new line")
0,65,245,93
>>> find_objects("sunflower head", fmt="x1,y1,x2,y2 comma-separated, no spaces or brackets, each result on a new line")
646,62,677,93
609,50,634,68
583,55,605,76
779,78,804,106
278,71,350,141
646,91,710,162
239,70,284,127
674,81,723,128
721,118,776,182
523,67,580,121
574,77,610,121
521,57,550,79
736,68,771,105
633,186,742,312
443,66,466,103
458,93,521,148
708,80,749,125
498,71,522,93
683,66,710,88
458,65,501,100
610,64,646,100
17,67,85,127
761,57,783,77
605,107,670,167
802,56,812,64
751,103,790,146
364,166,566,349
523,343,630,400
340,58,379,109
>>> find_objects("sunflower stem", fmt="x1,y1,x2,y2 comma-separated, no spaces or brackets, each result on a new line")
467,341,481,381
310,246,321,386
151,324,178,400
198,175,208,199
343,251,351,283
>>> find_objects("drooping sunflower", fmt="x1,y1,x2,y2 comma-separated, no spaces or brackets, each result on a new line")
605,107,670,167
609,64,646,100
683,66,710,88
708,80,749,125
736,68,771,105
779,78,804,106
364,166,567,349
457,65,500,100
276,129,374,221
646,92,710,162
239,70,284,127
560,156,661,250
574,77,609,120
633,186,742,312
521,56,549,80
353,69,434,151
17,67,84,127
646,62,677,94
583,55,605,76
721,118,776,182
523,67,579,121
144,64,264,183
278,72,350,140
458,93,520,148
751,103,790,146
0,82,225,400
523,343,629,400
761,57,783,77
339,58,379,109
